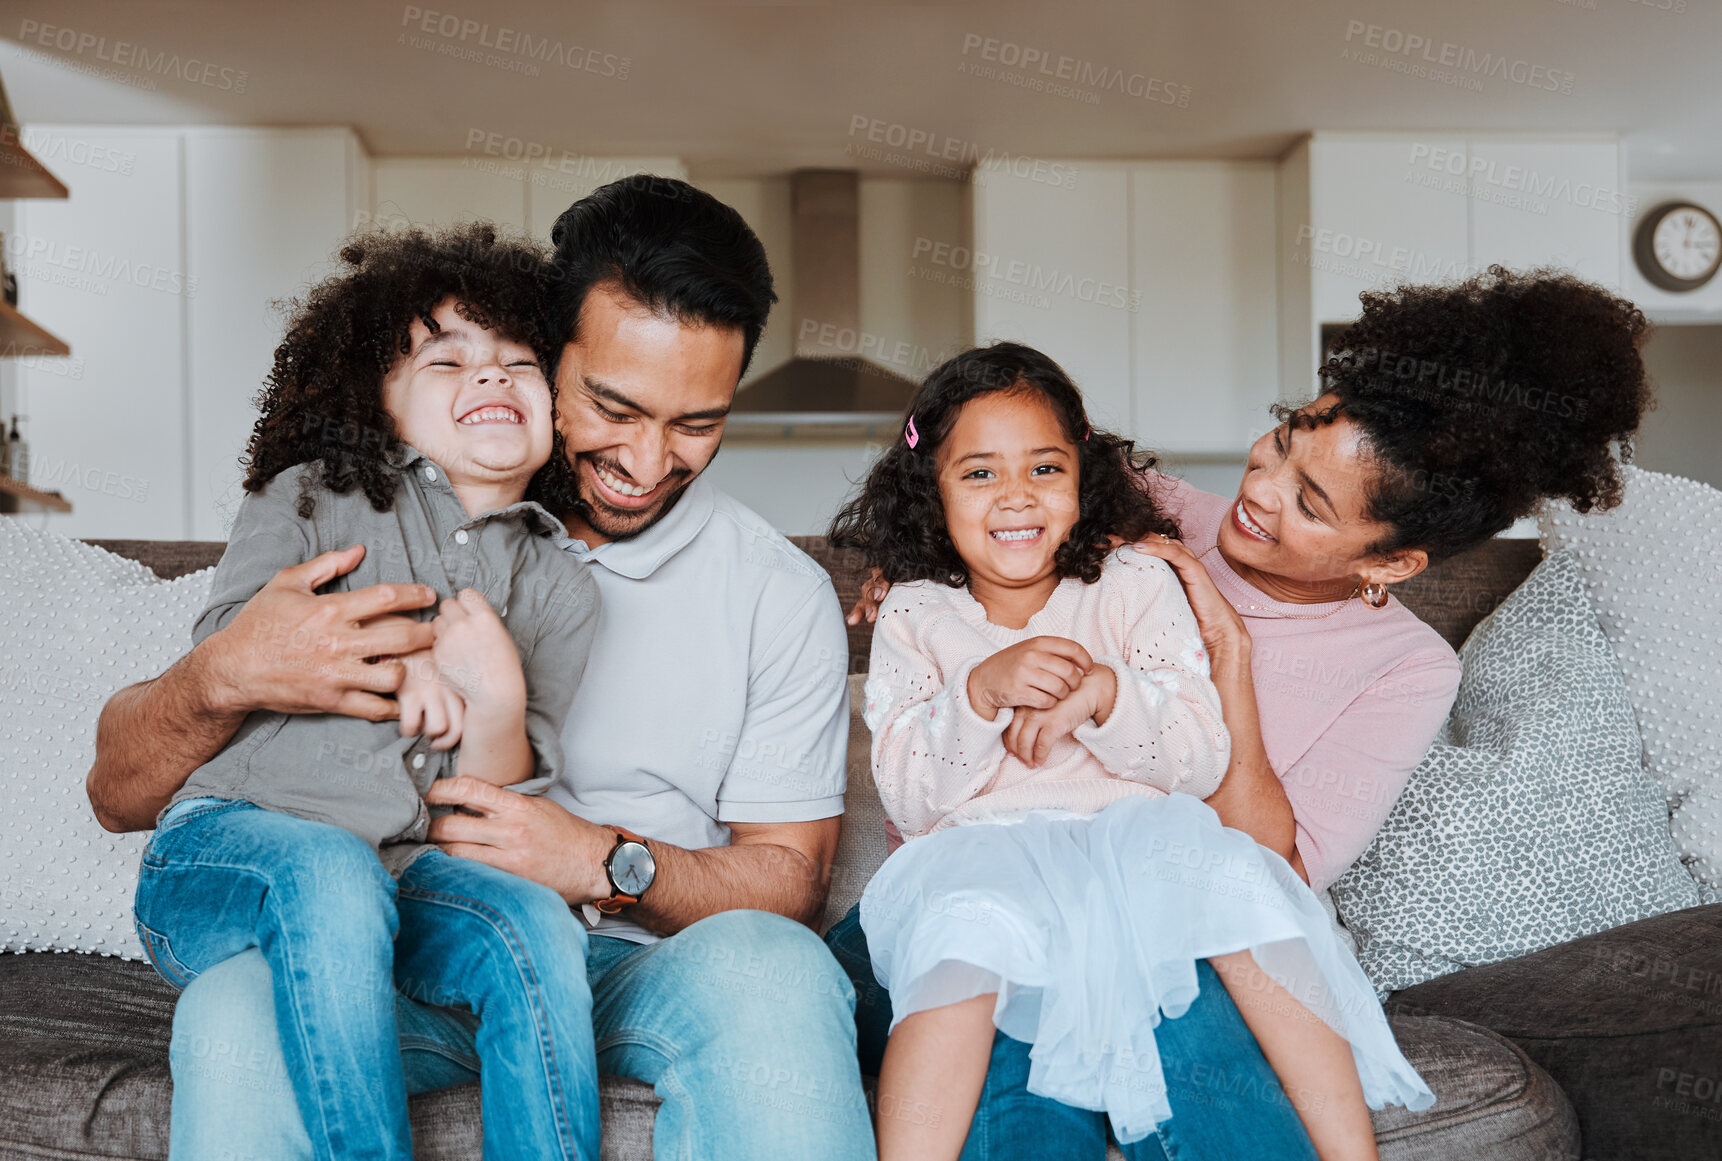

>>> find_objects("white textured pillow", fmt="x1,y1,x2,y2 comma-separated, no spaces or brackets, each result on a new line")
1538,465,1722,901
0,520,214,958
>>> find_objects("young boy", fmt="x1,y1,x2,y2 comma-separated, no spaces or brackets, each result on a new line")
132,224,601,1161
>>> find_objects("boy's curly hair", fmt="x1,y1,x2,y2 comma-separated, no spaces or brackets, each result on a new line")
242,223,563,518
1297,265,1654,564
829,342,1180,587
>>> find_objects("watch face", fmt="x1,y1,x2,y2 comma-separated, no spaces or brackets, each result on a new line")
609,841,656,897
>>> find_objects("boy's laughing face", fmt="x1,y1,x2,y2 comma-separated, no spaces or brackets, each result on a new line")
381,297,554,492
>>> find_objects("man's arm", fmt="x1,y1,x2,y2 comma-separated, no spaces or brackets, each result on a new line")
86,544,439,832
424,777,839,930
427,570,853,931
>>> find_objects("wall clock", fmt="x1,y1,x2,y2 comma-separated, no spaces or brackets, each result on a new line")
1633,201,1722,292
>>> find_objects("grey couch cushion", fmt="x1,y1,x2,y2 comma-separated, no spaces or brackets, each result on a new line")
0,953,660,1160
1396,902,1722,1161
1092,1008,1578,1161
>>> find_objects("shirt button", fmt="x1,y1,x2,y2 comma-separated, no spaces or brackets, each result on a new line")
454,530,469,545
423,466,437,482
412,753,426,770
499,605,508,618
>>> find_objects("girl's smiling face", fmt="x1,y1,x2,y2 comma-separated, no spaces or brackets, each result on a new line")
936,390,1081,603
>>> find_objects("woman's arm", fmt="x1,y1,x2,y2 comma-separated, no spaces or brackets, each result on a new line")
1128,537,1303,872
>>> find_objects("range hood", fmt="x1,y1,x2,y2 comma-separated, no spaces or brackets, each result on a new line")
727,169,921,440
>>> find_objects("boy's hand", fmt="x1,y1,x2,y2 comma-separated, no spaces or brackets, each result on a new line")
966,636,1094,722
395,648,465,751
1003,666,1117,767
430,589,526,718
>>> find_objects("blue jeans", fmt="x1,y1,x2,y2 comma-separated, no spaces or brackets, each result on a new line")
135,798,599,1161
824,903,1319,1161
162,846,876,1160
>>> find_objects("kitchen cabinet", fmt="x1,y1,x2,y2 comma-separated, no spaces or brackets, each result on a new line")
972,160,1279,455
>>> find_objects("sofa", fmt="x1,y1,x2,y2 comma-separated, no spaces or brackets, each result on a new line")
2,534,1717,1161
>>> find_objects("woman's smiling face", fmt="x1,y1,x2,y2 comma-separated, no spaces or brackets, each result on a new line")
936,390,1081,596
1223,393,1418,593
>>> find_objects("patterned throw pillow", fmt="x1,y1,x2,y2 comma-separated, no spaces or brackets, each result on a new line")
0,519,215,959
1331,550,1700,996
1539,465,1722,901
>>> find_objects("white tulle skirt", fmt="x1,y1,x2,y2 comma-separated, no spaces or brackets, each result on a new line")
859,793,1434,1144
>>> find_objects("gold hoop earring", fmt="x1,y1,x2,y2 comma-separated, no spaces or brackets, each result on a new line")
1361,581,1389,609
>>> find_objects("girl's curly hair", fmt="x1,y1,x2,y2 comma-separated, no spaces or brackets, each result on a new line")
1293,265,1654,565
829,342,1180,587
242,223,564,518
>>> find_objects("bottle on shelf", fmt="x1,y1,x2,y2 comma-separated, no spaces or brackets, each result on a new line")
7,415,26,484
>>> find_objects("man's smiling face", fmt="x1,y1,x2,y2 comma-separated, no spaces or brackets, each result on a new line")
553,281,746,545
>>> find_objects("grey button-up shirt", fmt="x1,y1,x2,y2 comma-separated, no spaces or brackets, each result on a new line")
171,445,600,873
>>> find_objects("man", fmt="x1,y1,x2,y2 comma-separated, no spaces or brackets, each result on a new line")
86,176,873,1160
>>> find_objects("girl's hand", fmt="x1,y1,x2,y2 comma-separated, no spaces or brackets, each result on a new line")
1003,666,1116,767
967,636,1094,721
430,589,527,718
1128,534,1250,660
396,649,466,751
846,568,890,625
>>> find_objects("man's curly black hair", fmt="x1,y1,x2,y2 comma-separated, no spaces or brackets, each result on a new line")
241,223,564,519
1290,265,1654,565
829,342,1180,587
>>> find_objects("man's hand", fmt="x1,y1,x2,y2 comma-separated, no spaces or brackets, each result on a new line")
209,544,440,721
966,636,1094,722
1003,665,1117,767
426,776,614,902
86,544,440,833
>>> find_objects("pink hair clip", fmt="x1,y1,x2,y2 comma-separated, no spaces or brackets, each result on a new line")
905,415,920,448
1084,425,1090,441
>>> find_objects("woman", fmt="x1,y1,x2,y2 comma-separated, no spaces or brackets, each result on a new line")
827,266,1653,1160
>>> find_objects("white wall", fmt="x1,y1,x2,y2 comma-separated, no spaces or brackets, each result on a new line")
372,154,687,238
1637,324,1722,491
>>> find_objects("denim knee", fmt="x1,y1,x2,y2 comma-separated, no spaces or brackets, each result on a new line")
170,949,297,1101
676,909,858,1028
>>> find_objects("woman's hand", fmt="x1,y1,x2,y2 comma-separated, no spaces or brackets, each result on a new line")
1128,534,1250,663
967,636,1094,722
846,568,890,625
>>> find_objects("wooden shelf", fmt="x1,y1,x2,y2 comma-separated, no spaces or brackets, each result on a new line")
0,128,69,199
0,473,71,512
0,299,69,358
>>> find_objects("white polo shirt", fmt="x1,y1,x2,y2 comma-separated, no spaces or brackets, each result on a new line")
548,475,851,943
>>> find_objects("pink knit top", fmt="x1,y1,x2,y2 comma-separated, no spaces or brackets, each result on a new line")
862,547,1231,842
1148,473,1463,891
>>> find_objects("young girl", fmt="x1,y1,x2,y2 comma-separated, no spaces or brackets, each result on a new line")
132,226,601,1161
831,343,1433,1160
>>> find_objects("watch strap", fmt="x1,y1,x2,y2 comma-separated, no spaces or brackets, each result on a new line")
595,826,648,914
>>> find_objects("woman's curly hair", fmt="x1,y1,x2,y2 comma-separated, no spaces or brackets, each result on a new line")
1293,265,1654,565
829,342,1180,587
242,223,564,518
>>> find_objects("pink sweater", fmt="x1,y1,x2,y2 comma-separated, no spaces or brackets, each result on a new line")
863,547,1231,841
1149,473,1462,891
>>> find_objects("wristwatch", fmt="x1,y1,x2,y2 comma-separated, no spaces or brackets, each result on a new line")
595,827,656,915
